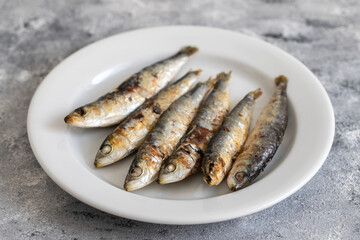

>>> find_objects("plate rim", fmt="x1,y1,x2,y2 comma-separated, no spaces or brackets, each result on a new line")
27,25,335,225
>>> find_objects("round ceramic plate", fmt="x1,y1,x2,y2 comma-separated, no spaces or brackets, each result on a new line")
27,26,334,225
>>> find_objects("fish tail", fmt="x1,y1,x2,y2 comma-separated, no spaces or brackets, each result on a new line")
171,69,201,85
275,75,288,87
250,88,262,99
205,76,218,88
216,71,232,82
179,46,199,56
189,69,202,76
206,71,232,88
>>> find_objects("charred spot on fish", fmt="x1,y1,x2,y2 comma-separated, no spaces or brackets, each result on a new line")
153,104,161,114
184,143,202,158
142,100,154,108
195,148,204,157
166,163,176,172
101,145,112,155
74,107,86,116
211,115,222,126
183,145,192,155
218,157,226,167
130,166,142,177
133,112,144,119
192,127,211,145
223,126,230,132
147,145,165,159
209,162,215,172
205,175,212,183
116,74,142,93
125,82,141,92
105,94,114,100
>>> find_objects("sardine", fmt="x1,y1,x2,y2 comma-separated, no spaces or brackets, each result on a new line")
202,88,262,186
227,76,288,191
64,46,198,127
94,70,201,168
124,77,217,191
158,72,231,184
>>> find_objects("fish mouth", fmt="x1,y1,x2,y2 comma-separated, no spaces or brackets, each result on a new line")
94,150,128,168
203,161,224,186
124,179,148,192
230,181,250,192
94,157,113,168
64,114,86,127
64,107,88,126
157,171,180,184
203,173,217,186
64,114,76,124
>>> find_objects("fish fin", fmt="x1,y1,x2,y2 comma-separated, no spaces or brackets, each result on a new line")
216,71,232,82
206,71,232,88
275,75,288,87
250,88,262,99
205,76,218,88
179,46,199,56
189,69,202,75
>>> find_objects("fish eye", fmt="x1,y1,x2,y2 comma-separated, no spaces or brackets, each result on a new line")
166,163,176,172
130,166,142,177
74,107,86,116
235,172,247,181
101,145,112,155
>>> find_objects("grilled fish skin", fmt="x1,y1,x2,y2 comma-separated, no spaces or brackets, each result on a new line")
227,76,288,191
124,77,217,191
94,70,201,168
64,46,198,128
202,88,262,186
158,72,231,184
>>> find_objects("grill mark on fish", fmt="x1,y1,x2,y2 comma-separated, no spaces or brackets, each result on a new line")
141,99,154,108
94,70,200,168
227,75,288,191
132,112,144,120
202,88,262,186
124,77,216,191
158,72,231,184
64,46,198,128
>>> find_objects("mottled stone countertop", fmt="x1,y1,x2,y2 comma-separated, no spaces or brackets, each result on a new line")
0,0,359,239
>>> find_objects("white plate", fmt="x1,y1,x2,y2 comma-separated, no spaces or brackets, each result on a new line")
27,26,334,224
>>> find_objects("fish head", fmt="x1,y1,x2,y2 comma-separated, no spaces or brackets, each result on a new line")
158,153,192,184
64,105,110,127
94,136,130,168
124,157,157,191
64,106,94,127
227,170,250,191
202,154,226,186
227,159,252,191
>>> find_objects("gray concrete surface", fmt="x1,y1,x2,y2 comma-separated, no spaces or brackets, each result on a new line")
0,0,359,239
